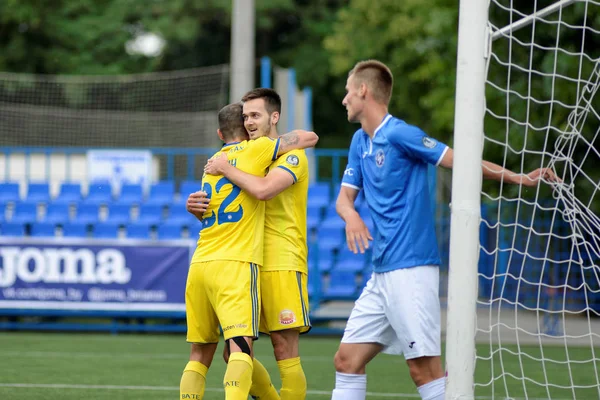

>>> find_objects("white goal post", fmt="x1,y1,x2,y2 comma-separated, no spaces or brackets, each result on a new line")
447,1,599,399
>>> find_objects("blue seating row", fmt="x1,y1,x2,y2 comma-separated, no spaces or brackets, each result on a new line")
0,202,199,225
0,181,346,208
0,221,193,240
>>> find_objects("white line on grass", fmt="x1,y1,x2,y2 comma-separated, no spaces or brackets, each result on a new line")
0,383,411,398
0,350,332,362
0,383,576,400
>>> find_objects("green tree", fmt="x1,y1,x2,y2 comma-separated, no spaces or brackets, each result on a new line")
323,0,458,144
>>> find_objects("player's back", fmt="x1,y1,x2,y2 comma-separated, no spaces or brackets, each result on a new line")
264,149,309,273
192,137,281,266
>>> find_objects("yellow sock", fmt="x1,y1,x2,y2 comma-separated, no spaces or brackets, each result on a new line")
278,357,306,400
249,358,280,400
180,361,208,400
224,352,254,400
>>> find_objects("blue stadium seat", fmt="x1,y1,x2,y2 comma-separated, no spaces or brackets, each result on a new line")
168,205,196,226
324,270,357,300
83,181,113,205
315,226,344,251
44,203,70,224
26,182,51,203
323,204,340,220
179,180,202,197
358,271,373,291
105,203,132,224
144,181,175,206
31,222,56,237
316,249,335,273
93,222,120,239
62,222,88,238
157,223,182,240
307,183,330,209
0,182,20,203
335,248,368,273
54,183,82,204
115,184,144,205
306,205,322,231
320,215,345,231
75,203,100,224
0,203,6,222
126,222,152,239
1,222,26,236
138,204,164,224
11,201,38,224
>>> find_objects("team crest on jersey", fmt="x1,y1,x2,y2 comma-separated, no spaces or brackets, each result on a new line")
422,136,437,149
279,309,296,325
286,154,299,166
375,149,385,167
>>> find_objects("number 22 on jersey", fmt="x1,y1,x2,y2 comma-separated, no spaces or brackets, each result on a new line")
202,177,243,228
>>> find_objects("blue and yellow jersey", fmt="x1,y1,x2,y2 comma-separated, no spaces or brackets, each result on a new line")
192,136,281,266
263,149,309,273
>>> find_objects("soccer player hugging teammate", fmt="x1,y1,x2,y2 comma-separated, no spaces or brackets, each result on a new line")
331,60,559,400
180,101,317,400
204,88,312,400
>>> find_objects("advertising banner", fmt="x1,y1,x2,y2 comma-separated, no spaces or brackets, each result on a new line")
0,238,193,312
87,149,153,192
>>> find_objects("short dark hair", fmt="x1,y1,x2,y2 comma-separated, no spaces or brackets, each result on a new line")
217,103,246,141
241,88,282,115
349,60,394,104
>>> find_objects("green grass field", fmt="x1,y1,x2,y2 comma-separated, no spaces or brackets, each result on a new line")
0,332,597,399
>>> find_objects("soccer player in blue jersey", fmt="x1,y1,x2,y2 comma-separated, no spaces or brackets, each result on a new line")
331,60,559,400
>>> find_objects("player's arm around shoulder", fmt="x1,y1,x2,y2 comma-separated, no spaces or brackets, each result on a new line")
203,148,298,201
276,129,318,157
255,149,308,201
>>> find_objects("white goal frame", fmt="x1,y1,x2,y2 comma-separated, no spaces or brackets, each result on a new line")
445,1,580,399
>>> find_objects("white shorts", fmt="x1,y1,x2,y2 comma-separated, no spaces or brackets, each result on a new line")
341,265,441,359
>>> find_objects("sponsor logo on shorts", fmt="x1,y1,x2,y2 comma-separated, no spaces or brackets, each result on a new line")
222,323,247,331
279,309,296,325
409,341,416,348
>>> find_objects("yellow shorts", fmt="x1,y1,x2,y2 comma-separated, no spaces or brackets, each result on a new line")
259,270,311,334
185,260,260,343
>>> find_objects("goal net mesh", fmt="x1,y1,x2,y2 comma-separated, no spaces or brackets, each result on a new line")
479,1,600,398
0,65,229,180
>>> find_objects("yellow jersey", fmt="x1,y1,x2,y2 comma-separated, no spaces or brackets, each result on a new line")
192,136,281,266
263,149,309,273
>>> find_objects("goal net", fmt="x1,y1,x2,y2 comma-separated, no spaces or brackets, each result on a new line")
476,1,600,398
0,65,229,181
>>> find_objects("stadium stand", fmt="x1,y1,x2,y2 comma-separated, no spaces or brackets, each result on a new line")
0,179,376,305
62,221,88,238
0,182,20,204
54,183,82,204
11,201,38,224
26,182,51,203
44,203,70,224
115,183,144,205
145,181,175,206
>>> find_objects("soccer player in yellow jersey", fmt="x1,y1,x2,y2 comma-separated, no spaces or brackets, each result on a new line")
205,88,311,400
180,102,318,400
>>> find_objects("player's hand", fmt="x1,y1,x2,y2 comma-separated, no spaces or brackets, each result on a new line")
521,168,561,187
204,153,229,175
344,212,373,254
186,191,210,219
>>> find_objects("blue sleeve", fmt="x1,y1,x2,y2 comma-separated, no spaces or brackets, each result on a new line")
389,124,448,166
341,131,363,190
